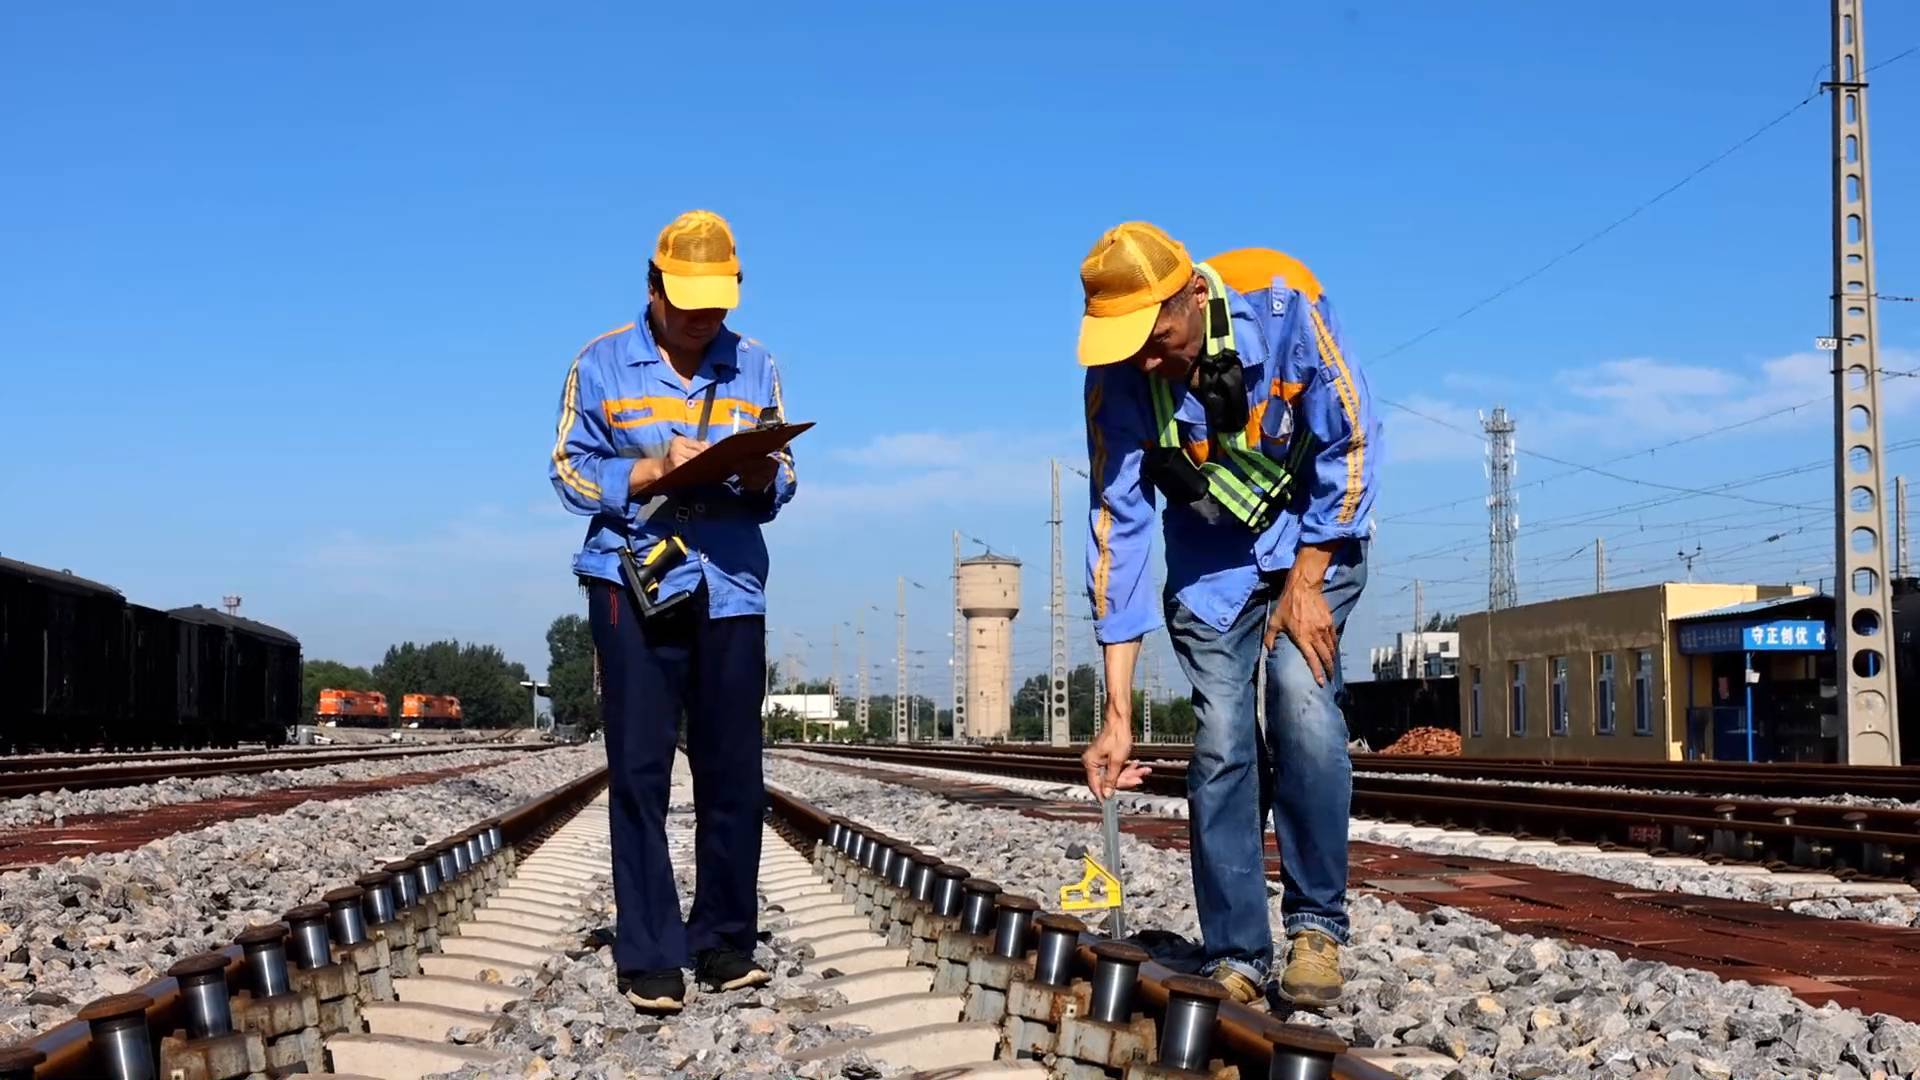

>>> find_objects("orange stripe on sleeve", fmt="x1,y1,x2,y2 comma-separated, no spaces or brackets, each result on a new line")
1308,308,1365,524
1087,381,1113,620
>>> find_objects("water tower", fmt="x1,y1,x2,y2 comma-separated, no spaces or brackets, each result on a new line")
958,554,1021,740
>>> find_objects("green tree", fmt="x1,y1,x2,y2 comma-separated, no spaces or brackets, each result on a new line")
373,640,534,729
546,615,598,733
302,660,377,720
1424,612,1460,632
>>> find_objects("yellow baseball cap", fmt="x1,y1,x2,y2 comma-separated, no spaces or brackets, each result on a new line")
654,209,741,310
1077,222,1193,366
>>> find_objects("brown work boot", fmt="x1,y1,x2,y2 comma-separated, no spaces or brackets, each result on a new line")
1278,930,1343,1008
1208,965,1265,1008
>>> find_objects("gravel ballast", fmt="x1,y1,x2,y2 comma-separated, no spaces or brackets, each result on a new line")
0,745,604,1042
768,751,1920,1080
824,753,1920,932
0,746,543,829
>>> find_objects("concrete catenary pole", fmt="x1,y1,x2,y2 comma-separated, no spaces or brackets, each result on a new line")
895,577,909,743
1830,0,1900,763
1050,460,1071,746
951,531,966,741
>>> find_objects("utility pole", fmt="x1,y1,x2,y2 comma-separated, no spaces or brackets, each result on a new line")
830,625,840,716
1830,0,1900,764
1896,475,1909,577
1678,544,1702,583
1412,578,1425,682
1049,460,1071,746
895,577,909,743
1142,652,1153,744
856,625,869,736
1596,538,1607,593
1484,406,1519,610
951,531,966,742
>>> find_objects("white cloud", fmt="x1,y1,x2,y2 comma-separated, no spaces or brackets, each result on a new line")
1388,347,1920,462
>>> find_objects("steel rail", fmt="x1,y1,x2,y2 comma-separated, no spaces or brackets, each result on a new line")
763,780,1402,1080
8,763,609,1078
883,740,1920,801
0,744,547,799
782,743,1920,882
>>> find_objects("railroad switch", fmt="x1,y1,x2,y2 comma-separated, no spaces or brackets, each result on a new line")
999,912,1089,1060
1123,974,1235,1080
157,952,269,1080
885,854,944,947
283,903,363,1036
962,894,1040,1026
1053,940,1156,1077
909,864,970,967
866,840,920,934
853,840,899,916
322,887,396,1005
933,878,1002,993
231,924,325,1074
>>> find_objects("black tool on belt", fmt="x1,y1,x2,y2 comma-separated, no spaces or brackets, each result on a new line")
613,384,720,619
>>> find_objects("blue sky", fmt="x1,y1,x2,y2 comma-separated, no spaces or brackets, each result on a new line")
5,3,1919,700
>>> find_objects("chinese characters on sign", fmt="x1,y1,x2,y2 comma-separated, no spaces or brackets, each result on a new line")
1676,618,1829,655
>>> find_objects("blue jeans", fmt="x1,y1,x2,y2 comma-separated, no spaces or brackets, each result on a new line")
1167,546,1366,983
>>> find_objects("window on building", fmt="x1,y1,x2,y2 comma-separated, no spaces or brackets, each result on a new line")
1510,662,1527,736
1550,656,1569,736
1469,666,1482,737
1634,649,1655,736
1595,653,1616,735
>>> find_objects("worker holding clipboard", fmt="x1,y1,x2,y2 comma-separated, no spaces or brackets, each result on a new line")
548,209,806,1014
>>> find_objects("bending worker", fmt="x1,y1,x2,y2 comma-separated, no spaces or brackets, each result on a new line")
1077,223,1378,1009
549,209,796,1013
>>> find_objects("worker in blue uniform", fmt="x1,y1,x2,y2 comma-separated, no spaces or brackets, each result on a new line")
549,209,796,1013
1076,222,1379,1009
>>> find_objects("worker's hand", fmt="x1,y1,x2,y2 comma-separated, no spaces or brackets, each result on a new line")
1266,577,1338,687
736,454,780,492
1082,719,1151,800
664,435,710,475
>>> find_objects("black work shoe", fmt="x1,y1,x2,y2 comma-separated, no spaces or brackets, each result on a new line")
695,947,771,993
619,968,685,1014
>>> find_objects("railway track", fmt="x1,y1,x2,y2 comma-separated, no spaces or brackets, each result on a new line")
0,743,543,799
785,743,1920,886
0,760,610,1079
917,740,1920,802
0,752,1423,1079
763,782,1411,1079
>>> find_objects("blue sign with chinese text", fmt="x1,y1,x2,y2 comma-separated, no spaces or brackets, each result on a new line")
1677,618,1828,655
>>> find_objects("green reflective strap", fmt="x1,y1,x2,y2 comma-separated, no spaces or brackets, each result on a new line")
1141,262,1311,529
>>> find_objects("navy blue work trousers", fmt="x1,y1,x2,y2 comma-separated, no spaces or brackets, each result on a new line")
586,579,766,974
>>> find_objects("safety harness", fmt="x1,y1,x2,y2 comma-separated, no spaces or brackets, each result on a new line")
1144,262,1314,530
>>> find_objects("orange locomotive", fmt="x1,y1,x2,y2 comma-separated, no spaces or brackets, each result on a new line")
400,693,463,729
316,688,389,727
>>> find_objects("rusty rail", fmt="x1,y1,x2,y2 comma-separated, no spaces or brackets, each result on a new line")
848,739,1920,801
780,743,1920,883
9,763,608,1078
0,743,549,799
764,780,1402,1080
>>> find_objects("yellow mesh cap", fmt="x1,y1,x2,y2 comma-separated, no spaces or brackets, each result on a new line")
654,209,741,310
1078,222,1193,366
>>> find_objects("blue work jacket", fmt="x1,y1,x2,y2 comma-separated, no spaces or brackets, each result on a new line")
1084,270,1380,644
549,316,797,617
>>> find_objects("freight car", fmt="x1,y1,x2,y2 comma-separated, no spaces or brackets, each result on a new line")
0,557,127,751
0,556,300,751
400,693,463,729
317,688,390,727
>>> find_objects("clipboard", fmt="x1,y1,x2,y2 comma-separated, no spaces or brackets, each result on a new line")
635,421,814,498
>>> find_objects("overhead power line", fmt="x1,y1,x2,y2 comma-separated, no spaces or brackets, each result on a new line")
1372,41,1920,364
